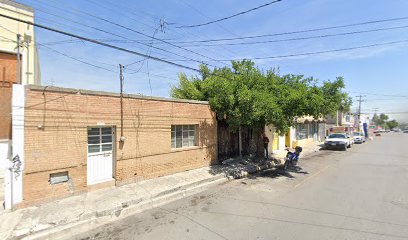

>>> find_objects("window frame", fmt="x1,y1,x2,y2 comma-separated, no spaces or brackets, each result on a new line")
87,127,114,155
171,124,198,149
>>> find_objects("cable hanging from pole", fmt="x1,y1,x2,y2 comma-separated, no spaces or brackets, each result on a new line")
176,0,283,28
0,13,202,72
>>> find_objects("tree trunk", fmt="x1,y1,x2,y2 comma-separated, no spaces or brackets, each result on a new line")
336,110,339,126
239,125,242,159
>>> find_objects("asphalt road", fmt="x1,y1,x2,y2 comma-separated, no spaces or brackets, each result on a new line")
73,132,408,240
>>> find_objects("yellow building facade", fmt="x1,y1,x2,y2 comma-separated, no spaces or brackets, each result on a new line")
0,0,40,85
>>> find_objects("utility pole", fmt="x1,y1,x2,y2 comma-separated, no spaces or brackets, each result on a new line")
373,108,379,115
356,95,366,131
372,108,379,125
16,34,21,84
119,64,125,142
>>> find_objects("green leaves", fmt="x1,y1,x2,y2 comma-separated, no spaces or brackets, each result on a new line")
386,119,399,129
372,113,397,129
170,60,351,133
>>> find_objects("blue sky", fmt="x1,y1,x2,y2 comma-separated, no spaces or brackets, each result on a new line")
13,0,408,122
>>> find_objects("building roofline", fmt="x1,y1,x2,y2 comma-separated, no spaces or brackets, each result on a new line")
0,0,34,13
26,85,210,105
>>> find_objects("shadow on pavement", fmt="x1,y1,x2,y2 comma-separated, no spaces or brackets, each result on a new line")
249,167,309,180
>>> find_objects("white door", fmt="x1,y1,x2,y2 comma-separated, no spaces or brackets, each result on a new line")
87,127,114,185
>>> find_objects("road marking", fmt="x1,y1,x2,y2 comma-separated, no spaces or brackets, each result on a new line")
293,165,330,189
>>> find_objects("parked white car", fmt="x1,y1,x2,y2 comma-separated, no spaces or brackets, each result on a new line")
325,133,352,151
353,132,365,144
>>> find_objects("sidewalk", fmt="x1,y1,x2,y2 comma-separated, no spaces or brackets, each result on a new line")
0,142,323,240
0,166,228,240
216,142,324,179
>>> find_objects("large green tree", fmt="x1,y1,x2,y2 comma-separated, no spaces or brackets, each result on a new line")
170,60,351,156
386,119,399,130
372,113,389,126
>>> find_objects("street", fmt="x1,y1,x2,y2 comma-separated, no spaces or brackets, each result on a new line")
73,133,408,240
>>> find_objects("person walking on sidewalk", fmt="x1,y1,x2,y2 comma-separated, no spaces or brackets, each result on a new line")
263,134,270,160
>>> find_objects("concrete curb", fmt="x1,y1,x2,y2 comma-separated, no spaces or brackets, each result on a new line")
16,174,228,240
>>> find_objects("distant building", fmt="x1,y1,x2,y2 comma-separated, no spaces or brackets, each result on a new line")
0,0,40,86
325,112,355,135
265,116,325,158
0,0,40,139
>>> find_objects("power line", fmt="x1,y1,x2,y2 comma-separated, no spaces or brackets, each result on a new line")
35,0,227,66
85,0,158,30
2,15,257,88
356,95,366,130
172,16,408,43
39,44,117,72
2,22,176,95
347,91,408,98
0,13,201,72
361,112,408,114
0,25,117,73
199,39,408,61
176,0,242,55
176,0,282,28
88,0,238,66
39,38,174,46
26,3,214,66
82,0,239,60
178,25,408,47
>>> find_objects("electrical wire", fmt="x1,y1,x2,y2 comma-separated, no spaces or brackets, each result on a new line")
38,44,117,72
35,0,228,66
181,39,408,61
179,25,408,47
173,0,244,58
2,29,175,87
4,12,407,103
0,13,201,72
172,16,408,43
26,3,214,66
0,29,117,73
176,0,282,28
347,91,408,98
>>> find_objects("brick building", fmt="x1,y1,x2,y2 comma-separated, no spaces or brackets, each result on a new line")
8,85,217,208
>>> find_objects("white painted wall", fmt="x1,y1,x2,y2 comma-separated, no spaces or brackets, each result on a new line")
278,135,285,151
4,85,25,209
0,140,10,208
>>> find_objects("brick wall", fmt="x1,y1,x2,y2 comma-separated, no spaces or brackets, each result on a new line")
22,86,217,203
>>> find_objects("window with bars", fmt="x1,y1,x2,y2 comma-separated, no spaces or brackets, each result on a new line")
171,125,197,149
